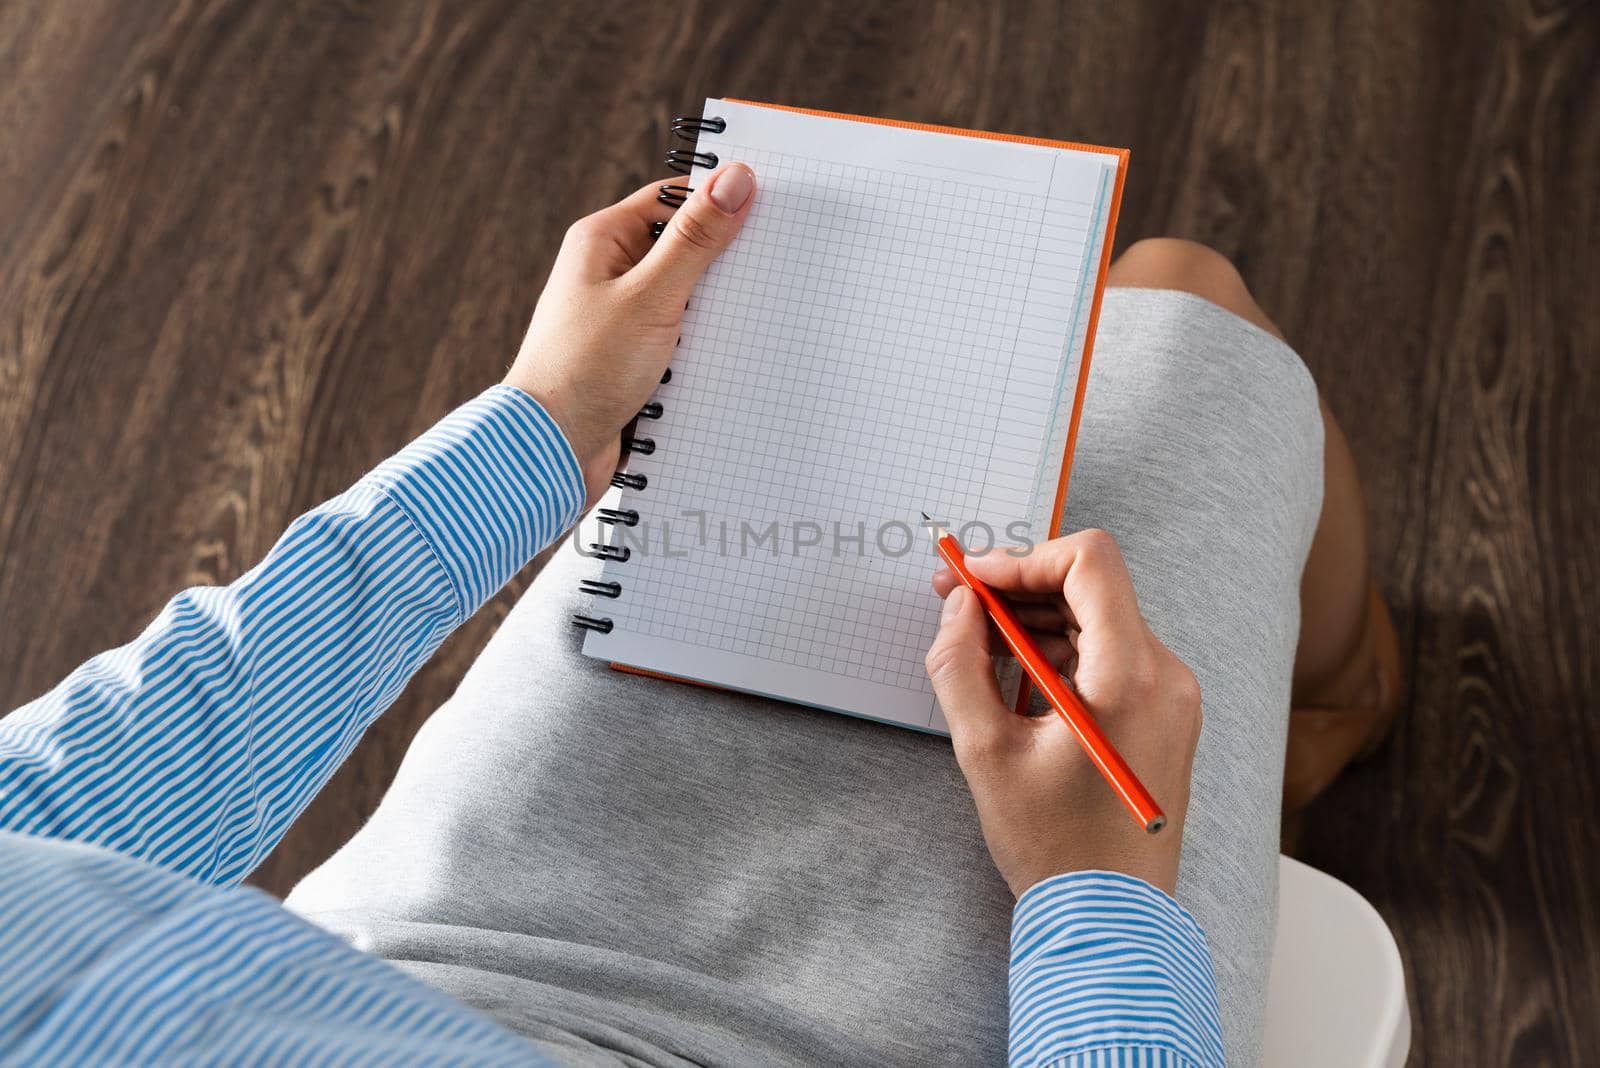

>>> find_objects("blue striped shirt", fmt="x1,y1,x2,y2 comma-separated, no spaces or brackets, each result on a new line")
0,385,1225,1066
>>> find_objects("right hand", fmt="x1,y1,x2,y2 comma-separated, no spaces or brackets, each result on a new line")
925,529,1202,897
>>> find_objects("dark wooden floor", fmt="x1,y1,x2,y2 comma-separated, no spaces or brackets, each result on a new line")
2,1,1595,1063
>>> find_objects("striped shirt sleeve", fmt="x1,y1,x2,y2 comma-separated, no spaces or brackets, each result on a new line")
0,384,584,887
1009,871,1227,1067
0,832,546,1065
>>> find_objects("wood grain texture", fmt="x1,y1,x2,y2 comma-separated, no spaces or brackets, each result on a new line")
0,1,1594,1064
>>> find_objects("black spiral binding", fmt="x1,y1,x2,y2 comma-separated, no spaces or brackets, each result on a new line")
671,115,726,140
573,113,723,636
610,471,647,491
665,149,717,174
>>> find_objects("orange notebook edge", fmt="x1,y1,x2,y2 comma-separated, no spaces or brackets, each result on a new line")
615,101,1131,717
727,98,1129,165
613,662,724,691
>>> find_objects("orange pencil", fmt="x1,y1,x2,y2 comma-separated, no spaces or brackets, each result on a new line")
923,514,1166,834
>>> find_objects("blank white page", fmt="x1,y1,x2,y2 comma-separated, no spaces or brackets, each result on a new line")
583,98,1121,732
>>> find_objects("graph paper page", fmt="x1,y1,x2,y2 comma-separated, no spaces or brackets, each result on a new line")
583,99,1120,732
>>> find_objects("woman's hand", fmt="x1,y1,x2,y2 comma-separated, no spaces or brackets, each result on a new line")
505,164,756,502
925,530,1202,897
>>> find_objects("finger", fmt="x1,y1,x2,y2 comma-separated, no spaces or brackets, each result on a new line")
935,574,1071,654
990,626,1075,672
934,568,1071,611
934,572,1074,638
964,530,1094,593
632,163,755,304
925,587,1019,755
967,529,1142,645
1029,631,1077,673
932,574,1073,663
560,182,675,281
1012,601,1072,631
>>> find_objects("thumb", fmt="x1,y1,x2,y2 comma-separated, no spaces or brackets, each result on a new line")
925,587,1014,753
638,163,755,301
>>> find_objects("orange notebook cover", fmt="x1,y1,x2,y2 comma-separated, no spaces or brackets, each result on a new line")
582,98,1127,732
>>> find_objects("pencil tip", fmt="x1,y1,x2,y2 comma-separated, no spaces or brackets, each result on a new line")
920,510,931,521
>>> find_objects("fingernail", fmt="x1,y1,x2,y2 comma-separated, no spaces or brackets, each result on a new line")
709,164,754,213
941,586,967,623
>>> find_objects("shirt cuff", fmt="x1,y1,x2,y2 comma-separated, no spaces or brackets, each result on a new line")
1009,871,1226,1068
366,384,585,619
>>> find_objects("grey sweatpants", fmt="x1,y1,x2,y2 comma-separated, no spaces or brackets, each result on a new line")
287,288,1324,1067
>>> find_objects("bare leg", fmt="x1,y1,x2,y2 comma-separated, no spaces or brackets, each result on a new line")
1105,239,1400,813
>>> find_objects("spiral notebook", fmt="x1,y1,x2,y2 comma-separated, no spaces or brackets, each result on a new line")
575,98,1127,734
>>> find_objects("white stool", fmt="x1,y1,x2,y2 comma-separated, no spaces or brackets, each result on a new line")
1262,855,1411,1067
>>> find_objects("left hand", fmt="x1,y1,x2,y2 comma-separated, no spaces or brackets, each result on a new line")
505,164,756,504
